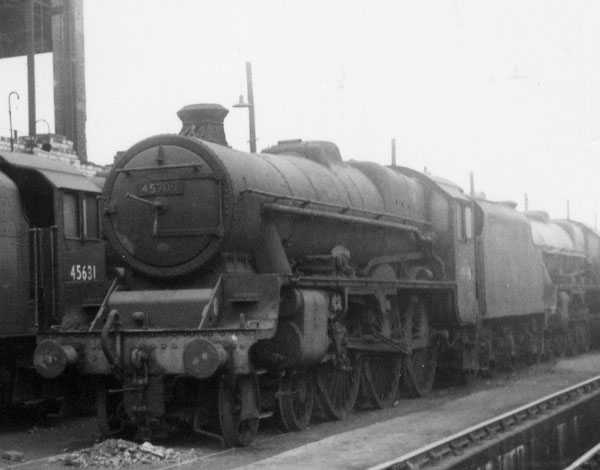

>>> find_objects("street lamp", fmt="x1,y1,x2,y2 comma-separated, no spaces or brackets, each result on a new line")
232,61,257,153
36,119,52,151
8,91,20,152
36,119,51,135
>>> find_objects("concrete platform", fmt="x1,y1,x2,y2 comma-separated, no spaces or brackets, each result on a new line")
236,355,600,470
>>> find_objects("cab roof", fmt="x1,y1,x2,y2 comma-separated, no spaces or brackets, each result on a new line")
429,175,471,202
391,166,471,202
0,151,101,193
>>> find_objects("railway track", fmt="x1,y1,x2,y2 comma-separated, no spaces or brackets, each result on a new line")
4,358,600,470
368,375,600,470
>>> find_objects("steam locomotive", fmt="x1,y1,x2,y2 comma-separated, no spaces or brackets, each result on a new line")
32,103,600,445
0,149,106,411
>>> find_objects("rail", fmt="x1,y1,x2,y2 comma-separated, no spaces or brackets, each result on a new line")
566,442,600,470
368,374,600,470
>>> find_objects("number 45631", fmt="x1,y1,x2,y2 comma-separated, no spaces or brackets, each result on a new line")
69,264,97,281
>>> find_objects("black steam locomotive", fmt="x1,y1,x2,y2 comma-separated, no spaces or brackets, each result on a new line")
0,150,107,411
33,104,600,445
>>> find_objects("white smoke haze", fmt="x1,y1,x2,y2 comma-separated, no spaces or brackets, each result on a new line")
1,0,599,225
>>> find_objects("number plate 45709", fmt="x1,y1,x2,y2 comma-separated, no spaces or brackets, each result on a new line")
137,181,184,197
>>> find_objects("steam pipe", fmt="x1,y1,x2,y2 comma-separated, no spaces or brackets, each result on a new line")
101,309,123,376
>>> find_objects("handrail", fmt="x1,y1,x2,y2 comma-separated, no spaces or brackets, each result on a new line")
100,309,122,377
197,275,222,329
89,277,119,331
241,188,431,228
263,203,425,236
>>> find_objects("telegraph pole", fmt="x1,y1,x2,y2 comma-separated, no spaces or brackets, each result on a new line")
246,62,256,153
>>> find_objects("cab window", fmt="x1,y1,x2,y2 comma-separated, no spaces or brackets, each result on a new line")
430,192,449,232
464,205,473,240
63,192,80,238
63,192,101,239
83,195,100,239
456,203,474,241
455,204,464,240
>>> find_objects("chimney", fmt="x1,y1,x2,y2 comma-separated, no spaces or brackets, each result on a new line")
177,103,229,146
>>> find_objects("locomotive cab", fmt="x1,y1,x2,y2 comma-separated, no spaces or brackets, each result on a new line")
388,168,483,326
385,170,484,374
0,152,107,334
0,151,107,407
431,177,481,325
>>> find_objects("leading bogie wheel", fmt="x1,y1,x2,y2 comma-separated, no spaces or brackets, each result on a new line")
277,369,314,432
218,375,259,447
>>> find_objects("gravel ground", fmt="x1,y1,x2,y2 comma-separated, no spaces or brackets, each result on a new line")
1,353,600,470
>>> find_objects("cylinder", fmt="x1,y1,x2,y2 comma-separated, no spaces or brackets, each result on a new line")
253,289,330,368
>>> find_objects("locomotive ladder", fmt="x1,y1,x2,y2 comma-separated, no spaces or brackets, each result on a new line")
368,375,600,470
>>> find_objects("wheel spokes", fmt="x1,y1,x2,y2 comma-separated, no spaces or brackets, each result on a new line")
403,346,438,397
361,354,402,409
278,370,314,432
316,355,361,420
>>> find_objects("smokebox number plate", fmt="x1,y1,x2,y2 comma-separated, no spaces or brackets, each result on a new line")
137,181,184,197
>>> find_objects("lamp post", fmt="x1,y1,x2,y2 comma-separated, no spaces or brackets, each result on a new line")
8,91,20,152
233,61,257,153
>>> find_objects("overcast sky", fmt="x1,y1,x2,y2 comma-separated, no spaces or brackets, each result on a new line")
1,0,599,226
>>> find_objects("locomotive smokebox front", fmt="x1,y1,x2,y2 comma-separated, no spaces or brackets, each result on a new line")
103,104,235,278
